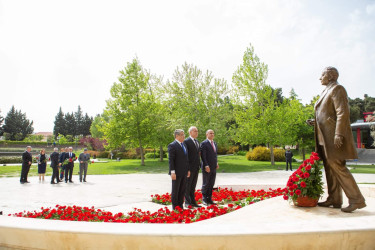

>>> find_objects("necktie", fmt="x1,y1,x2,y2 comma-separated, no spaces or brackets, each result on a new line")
211,141,216,152
194,139,199,150
181,143,187,155
70,153,72,158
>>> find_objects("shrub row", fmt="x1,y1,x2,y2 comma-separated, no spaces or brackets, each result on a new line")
246,146,286,162
0,157,38,164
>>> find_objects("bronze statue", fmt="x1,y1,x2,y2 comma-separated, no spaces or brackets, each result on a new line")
307,66,366,213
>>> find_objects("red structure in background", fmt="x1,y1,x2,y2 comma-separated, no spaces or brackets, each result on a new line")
351,111,375,149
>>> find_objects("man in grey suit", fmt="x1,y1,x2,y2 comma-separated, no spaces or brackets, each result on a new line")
79,148,90,182
307,66,366,213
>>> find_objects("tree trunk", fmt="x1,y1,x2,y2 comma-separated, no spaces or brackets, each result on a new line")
159,145,164,162
139,140,145,166
302,147,306,161
270,144,275,167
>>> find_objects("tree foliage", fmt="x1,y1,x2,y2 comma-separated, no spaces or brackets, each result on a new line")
103,58,158,165
2,106,34,141
53,106,92,137
164,62,232,146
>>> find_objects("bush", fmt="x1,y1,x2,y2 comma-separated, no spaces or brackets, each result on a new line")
0,156,37,164
246,146,286,162
145,151,167,159
273,148,286,161
227,145,239,154
246,146,270,161
235,151,247,156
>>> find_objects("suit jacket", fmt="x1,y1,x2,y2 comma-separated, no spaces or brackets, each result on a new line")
64,152,76,167
314,82,358,160
79,153,90,163
168,140,189,177
200,139,218,170
59,152,66,165
22,151,32,166
184,137,200,172
50,152,59,168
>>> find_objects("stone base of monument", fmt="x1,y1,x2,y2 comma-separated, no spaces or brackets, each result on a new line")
0,184,374,250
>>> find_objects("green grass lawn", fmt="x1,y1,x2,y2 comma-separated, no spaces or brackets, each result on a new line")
0,155,374,177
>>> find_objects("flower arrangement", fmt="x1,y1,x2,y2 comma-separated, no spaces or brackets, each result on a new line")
284,152,324,205
63,158,70,165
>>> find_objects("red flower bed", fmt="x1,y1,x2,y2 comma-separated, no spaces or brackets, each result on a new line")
151,187,285,205
10,188,285,224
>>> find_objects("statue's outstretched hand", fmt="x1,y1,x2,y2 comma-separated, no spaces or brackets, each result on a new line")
306,119,315,126
334,135,344,148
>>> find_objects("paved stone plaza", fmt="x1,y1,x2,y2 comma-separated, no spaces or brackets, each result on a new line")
0,171,374,249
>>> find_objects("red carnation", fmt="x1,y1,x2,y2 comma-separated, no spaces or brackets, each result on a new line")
292,176,299,182
295,189,301,195
303,172,310,178
305,165,312,171
300,181,306,188
292,184,298,189
283,195,288,200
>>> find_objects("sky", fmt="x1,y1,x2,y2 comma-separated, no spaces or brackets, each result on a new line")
1,0,374,132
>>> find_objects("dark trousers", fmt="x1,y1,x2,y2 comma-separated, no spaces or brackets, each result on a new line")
286,160,292,170
202,170,216,202
171,175,187,210
79,163,88,181
60,165,65,180
51,166,59,183
20,163,30,182
185,169,199,205
65,164,73,181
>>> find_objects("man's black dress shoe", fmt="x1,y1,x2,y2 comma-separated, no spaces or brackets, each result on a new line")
317,200,341,208
25,181,30,183
69,180,74,183
341,203,366,213
202,200,209,206
20,181,25,184
208,200,217,205
83,180,87,182
51,182,57,184
192,204,202,208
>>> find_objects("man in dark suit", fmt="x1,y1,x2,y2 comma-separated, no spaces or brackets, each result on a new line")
307,66,366,213
64,147,76,183
50,147,60,184
168,129,190,210
184,126,201,208
20,146,32,184
59,147,67,181
200,129,219,205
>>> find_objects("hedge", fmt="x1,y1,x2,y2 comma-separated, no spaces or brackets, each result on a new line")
246,146,286,161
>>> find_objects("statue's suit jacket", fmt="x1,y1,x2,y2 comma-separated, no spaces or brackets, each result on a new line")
314,82,358,160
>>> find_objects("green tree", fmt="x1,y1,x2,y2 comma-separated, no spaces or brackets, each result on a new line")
64,112,76,136
90,114,107,138
3,106,34,141
75,105,84,135
53,107,66,137
232,45,303,166
82,113,93,136
103,58,157,165
0,109,4,136
164,62,232,146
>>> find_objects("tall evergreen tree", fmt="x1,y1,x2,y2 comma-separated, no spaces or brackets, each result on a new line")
82,113,93,136
53,107,66,137
64,112,76,136
75,105,84,135
0,109,4,136
3,106,34,141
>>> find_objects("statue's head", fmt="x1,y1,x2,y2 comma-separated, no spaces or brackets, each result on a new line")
324,66,339,81
320,66,339,86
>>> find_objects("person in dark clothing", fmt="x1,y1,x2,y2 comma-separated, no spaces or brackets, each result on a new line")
168,129,190,210
285,147,293,171
50,147,60,184
20,146,32,184
37,148,47,182
184,126,201,208
64,147,76,183
200,129,219,205
59,147,67,181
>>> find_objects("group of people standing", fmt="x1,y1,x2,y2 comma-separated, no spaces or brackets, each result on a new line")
20,146,91,184
168,127,219,210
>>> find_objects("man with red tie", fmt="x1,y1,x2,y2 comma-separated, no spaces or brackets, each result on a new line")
200,129,219,205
